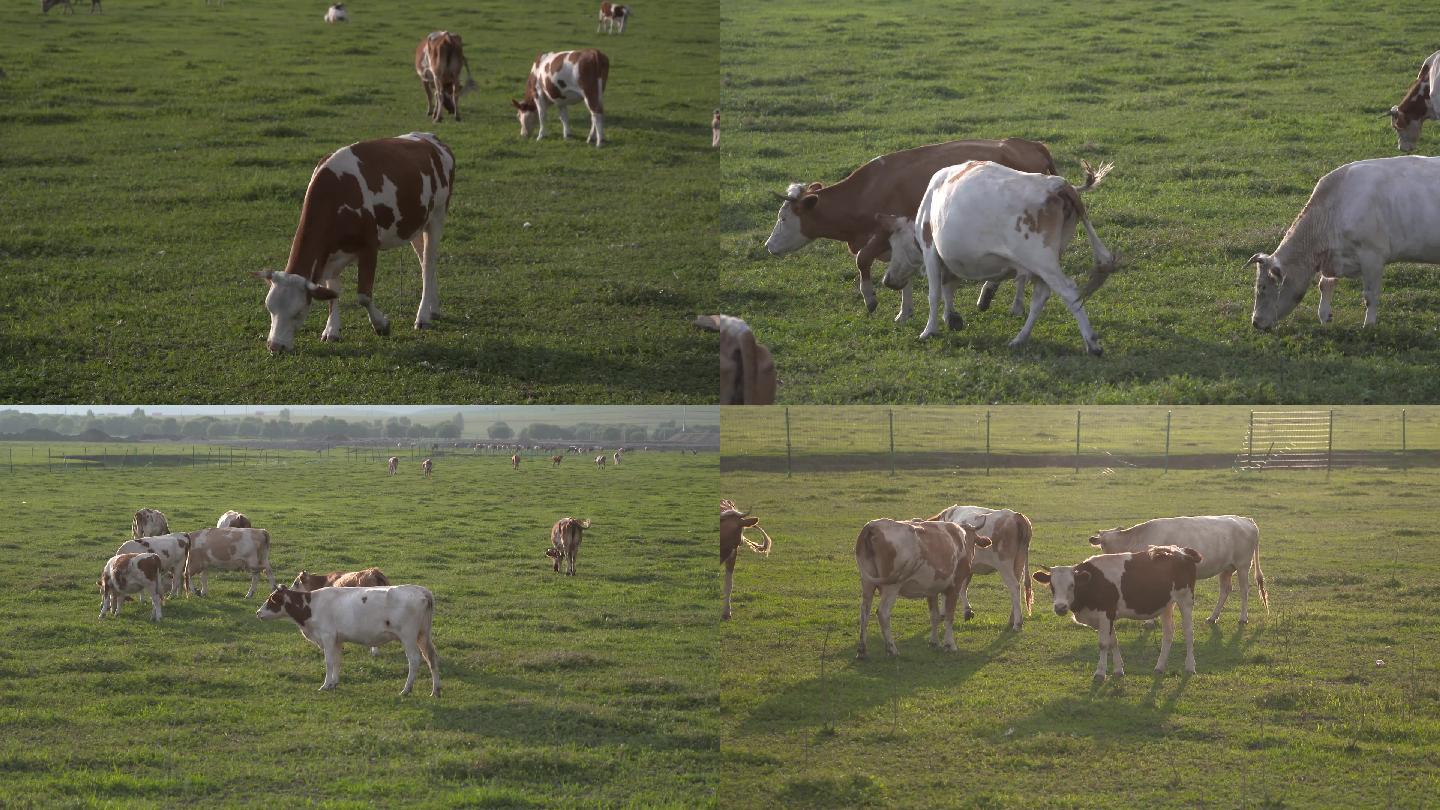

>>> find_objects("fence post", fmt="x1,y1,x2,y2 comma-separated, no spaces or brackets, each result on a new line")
985,411,991,477
1401,409,1408,473
784,407,793,478
1164,410,1172,474
1074,411,1081,474
888,409,895,477
1327,409,1334,479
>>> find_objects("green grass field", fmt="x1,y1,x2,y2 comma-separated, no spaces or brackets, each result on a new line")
0,0,717,403
721,464,1440,807
0,443,718,806
721,0,1440,403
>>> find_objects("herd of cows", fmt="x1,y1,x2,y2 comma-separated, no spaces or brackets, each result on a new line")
97,482,599,696
717,48,1440,402
721,502,1268,681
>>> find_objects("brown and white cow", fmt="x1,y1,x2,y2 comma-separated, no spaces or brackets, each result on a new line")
1088,515,1267,625
217,510,251,529
132,507,169,539
387,456,399,475
854,518,992,657
511,452,521,470
1387,50,1440,152
694,314,777,405
547,517,591,576
184,527,275,598
1033,545,1201,680
551,454,563,466
766,138,1059,320
720,499,772,620
415,31,476,123
421,458,433,476
511,49,609,147
291,567,392,592
323,3,347,23
612,450,622,466
99,553,164,621
116,532,192,599
927,505,1033,630
248,133,455,352
595,454,607,469
597,2,630,34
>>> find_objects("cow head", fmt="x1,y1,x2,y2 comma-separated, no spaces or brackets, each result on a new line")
1087,527,1133,553
1387,105,1425,153
764,183,824,255
872,214,923,290
289,571,325,592
249,270,339,352
257,585,291,619
511,99,538,138
1032,566,1088,616
1246,252,1310,331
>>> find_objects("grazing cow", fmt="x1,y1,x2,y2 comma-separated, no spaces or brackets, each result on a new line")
132,508,169,539
184,528,275,598
387,456,399,475
1247,156,1440,330
551,454,563,466
927,505,1033,631
694,314,776,405
546,517,591,576
720,500,772,620
597,2,630,34
291,567,391,591
1386,50,1440,152
854,518,992,657
766,138,1059,321
1033,546,1202,680
98,553,165,621
511,452,521,470
712,109,720,148
42,0,73,13
595,454,607,469
415,31,476,123
511,49,610,147
217,510,252,529
876,159,1117,355
421,458,433,476
323,3,347,23
116,533,192,599
1087,515,1267,625
257,584,439,696
248,132,455,352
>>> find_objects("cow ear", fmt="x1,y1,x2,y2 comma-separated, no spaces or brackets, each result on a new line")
1032,570,1051,584
797,194,818,211
1244,252,1269,270
510,98,523,109
805,182,824,192
1075,570,1091,585
742,516,759,527
248,270,275,283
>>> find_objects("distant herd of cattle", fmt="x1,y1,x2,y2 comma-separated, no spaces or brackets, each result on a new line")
100,504,595,696
716,48,1440,402
720,501,1268,681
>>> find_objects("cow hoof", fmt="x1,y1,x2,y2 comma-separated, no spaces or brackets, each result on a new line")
865,299,878,314
1206,616,1218,625
414,321,432,330
918,329,940,340
1093,673,1107,683
374,322,391,337
963,608,975,621
1185,666,1197,675
1007,337,1029,349
1153,667,1166,676
1009,303,1025,317
1113,669,1125,678
321,332,340,343
856,650,867,660
894,309,913,324
946,312,965,331
1087,344,1103,357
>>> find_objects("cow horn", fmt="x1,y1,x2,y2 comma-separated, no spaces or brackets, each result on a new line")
771,191,797,204
1244,253,1267,268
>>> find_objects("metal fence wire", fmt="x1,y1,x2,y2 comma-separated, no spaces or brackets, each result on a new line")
720,406,1440,475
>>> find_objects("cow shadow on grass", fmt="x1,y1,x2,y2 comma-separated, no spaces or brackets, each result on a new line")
737,625,1022,736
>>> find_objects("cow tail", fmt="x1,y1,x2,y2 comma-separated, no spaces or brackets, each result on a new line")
854,526,878,582
1015,513,1034,615
462,56,477,93
1253,539,1269,612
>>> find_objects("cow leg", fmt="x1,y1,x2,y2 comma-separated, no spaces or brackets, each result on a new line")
961,586,973,623
1181,590,1197,674
413,227,443,328
941,586,959,651
943,277,963,331
1000,565,1022,630
859,275,878,315
1094,615,1111,680
917,249,946,340
320,276,343,342
150,582,163,621
557,104,573,140
1049,269,1103,356
976,280,999,311
321,637,342,690
400,636,421,696
1010,278,1052,346
1010,273,1028,317
99,588,108,618
245,569,259,599
1237,560,1252,625
534,96,550,140
722,558,735,620
1317,275,1336,324
423,78,436,119
1109,622,1124,677
450,81,462,122
588,106,604,148
894,281,914,323
568,547,578,576
198,570,208,597
1361,268,1383,327
876,586,901,656
857,581,874,658
421,629,440,697
356,249,390,336
1155,603,1174,673
926,594,941,647
1208,569,1233,624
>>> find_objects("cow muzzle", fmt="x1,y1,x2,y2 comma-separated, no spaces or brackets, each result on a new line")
1053,604,1070,616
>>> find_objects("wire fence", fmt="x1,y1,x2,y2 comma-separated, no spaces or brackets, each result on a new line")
720,406,1440,475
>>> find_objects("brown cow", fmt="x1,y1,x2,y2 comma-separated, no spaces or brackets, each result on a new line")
927,506,1033,630
416,31,476,123
1387,50,1440,152
720,500,772,620
290,567,391,592
547,518,591,576
421,458,433,476
511,452,521,470
551,454,563,467
765,138,1059,321
695,314,776,405
597,2,630,34
854,518,991,657
512,49,610,147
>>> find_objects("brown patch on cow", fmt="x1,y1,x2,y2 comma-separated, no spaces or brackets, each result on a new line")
1070,560,1120,619
856,523,898,578
566,50,582,64
374,204,396,231
543,76,562,100
284,590,312,625
136,555,161,582
1396,76,1430,127
921,221,933,248
1120,546,1199,617
914,524,961,579
943,160,988,187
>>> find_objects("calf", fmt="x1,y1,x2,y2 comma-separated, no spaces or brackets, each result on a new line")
1387,50,1440,152
248,132,455,352
1033,545,1201,680
595,454,607,469
132,507,169,539
854,518,992,657
551,454,563,466
547,518,591,576
421,458,433,476
116,532,192,599
597,2,630,34
290,567,391,591
1088,515,1267,625
217,510,251,529
694,315,777,405
416,31,476,123
511,49,609,147
323,3,347,23
720,500,772,620
511,452,521,470
98,553,164,621
257,584,439,696
184,528,276,598
388,456,399,475
927,505,1033,630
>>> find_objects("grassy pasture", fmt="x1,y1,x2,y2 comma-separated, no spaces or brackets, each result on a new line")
0,0,717,403
721,0,1440,403
0,443,718,806
721,463,1440,807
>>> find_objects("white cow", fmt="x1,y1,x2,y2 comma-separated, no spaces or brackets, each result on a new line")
217,510,251,529
928,506,1033,630
99,553,165,621
877,160,1117,355
1248,156,1440,330
256,584,440,696
324,3,347,23
116,533,191,599
388,456,399,475
184,528,276,598
1087,515,1268,624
